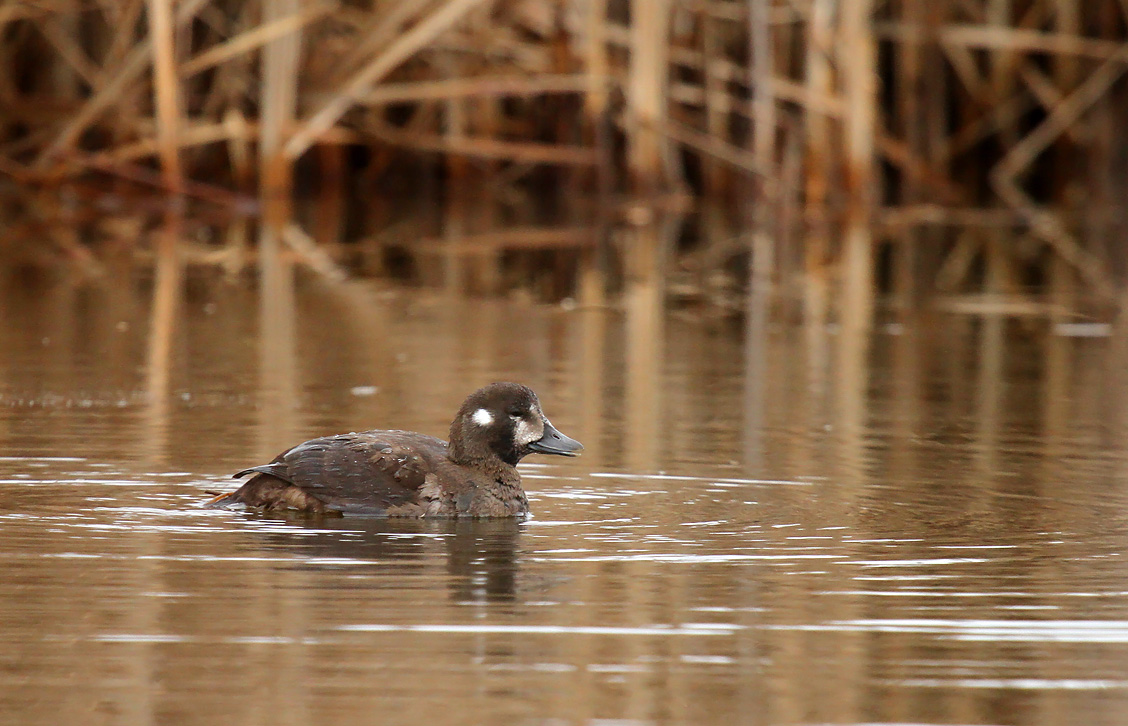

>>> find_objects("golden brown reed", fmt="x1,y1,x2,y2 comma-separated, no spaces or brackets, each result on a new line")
0,0,1124,320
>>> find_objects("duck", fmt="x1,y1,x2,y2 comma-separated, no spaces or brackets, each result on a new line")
207,382,582,517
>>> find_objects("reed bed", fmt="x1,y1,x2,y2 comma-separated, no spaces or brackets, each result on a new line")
0,0,1126,319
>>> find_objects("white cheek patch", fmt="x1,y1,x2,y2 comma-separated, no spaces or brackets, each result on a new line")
472,408,493,426
515,418,542,445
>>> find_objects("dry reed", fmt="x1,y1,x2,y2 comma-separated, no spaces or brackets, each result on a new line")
0,0,1124,317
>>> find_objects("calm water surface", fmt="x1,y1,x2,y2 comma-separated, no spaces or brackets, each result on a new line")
2,268,1128,726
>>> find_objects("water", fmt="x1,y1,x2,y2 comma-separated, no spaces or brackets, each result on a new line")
2,266,1128,725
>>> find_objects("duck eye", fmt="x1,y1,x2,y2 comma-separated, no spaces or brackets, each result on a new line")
508,408,523,418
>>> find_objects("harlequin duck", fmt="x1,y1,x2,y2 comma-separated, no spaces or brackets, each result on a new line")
207,382,581,517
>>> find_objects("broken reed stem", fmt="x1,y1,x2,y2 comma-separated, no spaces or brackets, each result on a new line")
181,4,330,78
281,222,348,281
38,17,100,87
333,0,430,82
285,0,491,159
35,0,208,167
37,40,153,165
993,46,1128,189
657,117,769,178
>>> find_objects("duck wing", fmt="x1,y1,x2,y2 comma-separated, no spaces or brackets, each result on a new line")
236,431,447,515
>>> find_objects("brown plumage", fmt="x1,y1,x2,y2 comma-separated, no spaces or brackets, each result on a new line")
207,382,582,517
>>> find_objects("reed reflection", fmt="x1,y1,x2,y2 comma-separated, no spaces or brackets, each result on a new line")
832,300,871,484
1107,303,1128,455
888,310,923,505
743,223,771,472
2,236,1128,726
622,214,675,472
257,222,300,461
577,225,609,466
143,213,182,466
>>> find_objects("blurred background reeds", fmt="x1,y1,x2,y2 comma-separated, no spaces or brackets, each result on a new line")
0,0,1126,323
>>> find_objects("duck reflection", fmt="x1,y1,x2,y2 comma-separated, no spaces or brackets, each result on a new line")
248,515,523,603
441,519,522,604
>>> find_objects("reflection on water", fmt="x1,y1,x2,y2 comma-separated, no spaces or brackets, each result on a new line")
3,246,1128,725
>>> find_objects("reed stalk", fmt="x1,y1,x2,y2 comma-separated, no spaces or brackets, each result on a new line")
145,0,182,194
802,0,833,328
626,0,670,190
840,0,877,332
749,0,774,287
259,0,302,218
584,0,608,121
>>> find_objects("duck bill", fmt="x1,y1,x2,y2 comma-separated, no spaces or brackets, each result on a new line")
528,420,583,457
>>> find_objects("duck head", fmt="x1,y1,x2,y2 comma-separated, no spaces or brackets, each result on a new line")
449,382,583,467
